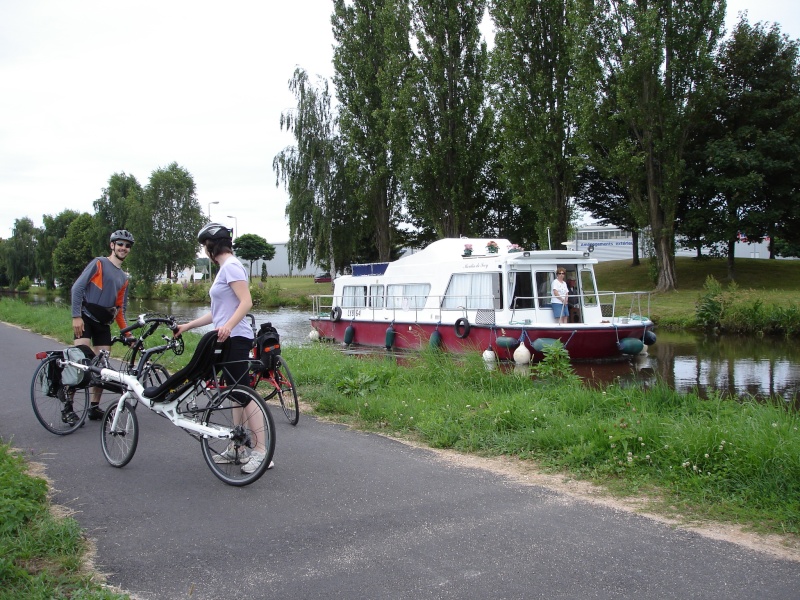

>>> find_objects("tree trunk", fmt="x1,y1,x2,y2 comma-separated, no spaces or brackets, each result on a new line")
726,239,736,281
646,153,677,292
631,230,640,266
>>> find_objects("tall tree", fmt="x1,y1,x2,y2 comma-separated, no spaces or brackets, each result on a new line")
572,0,725,291
93,172,142,255
36,210,81,289
52,213,95,290
233,233,276,278
127,162,205,284
403,0,492,238
275,69,355,279
332,0,412,260
489,0,577,249
5,217,39,286
710,19,800,274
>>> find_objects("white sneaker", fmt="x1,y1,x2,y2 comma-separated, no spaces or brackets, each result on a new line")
241,451,268,474
213,444,251,464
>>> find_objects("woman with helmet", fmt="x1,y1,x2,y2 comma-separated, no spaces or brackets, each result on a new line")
175,223,272,473
69,229,135,422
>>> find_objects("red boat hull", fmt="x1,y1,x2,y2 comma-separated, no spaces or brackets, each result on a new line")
310,318,652,361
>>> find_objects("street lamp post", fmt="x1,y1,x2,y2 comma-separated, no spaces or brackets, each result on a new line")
227,215,238,240
207,201,219,218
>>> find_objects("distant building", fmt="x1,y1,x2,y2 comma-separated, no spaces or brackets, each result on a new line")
240,242,317,278
567,225,778,262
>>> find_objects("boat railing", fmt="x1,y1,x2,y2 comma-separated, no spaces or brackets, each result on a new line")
313,293,498,324
596,291,652,323
313,291,652,325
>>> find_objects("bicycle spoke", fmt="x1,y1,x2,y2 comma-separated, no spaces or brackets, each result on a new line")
101,401,139,467
31,357,89,435
200,386,275,486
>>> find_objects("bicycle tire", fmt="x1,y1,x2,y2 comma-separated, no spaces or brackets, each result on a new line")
31,356,89,435
200,386,275,486
100,400,139,467
271,356,299,426
140,363,170,387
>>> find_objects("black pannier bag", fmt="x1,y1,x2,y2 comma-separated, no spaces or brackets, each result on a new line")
41,353,63,397
255,323,281,372
60,345,95,388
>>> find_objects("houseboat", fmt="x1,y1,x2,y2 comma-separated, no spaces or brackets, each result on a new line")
310,238,656,361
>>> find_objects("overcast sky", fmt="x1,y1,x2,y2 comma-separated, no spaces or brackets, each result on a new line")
1,1,798,243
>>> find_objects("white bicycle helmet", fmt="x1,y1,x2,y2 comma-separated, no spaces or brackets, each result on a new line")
198,222,232,243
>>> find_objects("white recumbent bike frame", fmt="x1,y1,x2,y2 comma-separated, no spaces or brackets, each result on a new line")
57,331,276,487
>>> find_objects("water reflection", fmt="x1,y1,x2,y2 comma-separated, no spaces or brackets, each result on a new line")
123,300,800,402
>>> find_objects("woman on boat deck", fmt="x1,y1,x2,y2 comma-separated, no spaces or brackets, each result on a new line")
551,268,569,324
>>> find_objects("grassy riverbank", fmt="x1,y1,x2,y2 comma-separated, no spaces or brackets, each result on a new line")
2,257,799,596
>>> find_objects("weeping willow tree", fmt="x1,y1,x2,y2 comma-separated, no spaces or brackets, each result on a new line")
273,68,355,277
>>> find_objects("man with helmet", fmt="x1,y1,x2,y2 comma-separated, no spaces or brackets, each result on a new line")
175,223,272,472
69,229,134,421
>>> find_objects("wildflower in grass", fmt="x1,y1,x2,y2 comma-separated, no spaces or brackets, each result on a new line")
682,461,691,468
705,453,709,458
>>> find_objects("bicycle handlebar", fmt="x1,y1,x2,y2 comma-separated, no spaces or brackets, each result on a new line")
117,314,179,338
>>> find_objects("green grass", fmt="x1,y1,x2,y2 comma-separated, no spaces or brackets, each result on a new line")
0,442,128,599
594,257,800,328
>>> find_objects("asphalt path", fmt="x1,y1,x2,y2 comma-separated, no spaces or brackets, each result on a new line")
1,322,799,599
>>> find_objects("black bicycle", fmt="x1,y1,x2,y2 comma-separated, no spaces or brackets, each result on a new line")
30,314,184,435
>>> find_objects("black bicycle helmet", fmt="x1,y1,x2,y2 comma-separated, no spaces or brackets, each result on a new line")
110,229,135,245
198,222,232,243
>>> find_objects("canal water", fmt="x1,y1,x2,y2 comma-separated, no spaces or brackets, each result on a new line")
128,299,800,403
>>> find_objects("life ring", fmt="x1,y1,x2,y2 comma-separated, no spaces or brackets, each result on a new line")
330,306,342,322
454,317,471,338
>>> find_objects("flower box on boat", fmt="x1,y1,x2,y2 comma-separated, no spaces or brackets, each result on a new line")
310,238,656,361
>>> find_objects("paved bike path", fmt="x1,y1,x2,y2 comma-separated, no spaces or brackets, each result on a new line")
1,322,798,599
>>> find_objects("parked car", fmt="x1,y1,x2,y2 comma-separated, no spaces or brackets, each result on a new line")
314,272,332,283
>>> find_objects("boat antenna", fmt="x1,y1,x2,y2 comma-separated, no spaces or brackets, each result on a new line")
547,227,552,250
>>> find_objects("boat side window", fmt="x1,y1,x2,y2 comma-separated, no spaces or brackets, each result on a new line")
510,271,533,309
342,285,367,308
442,273,501,310
536,271,554,308
369,285,384,308
387,283,430,310
580,269,598,306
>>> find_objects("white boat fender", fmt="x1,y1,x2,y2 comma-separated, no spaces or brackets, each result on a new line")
344,324,355,345
513,343,531,365
482,345,496,362
385,325,396,349
331,306,342,322
454,317,471,338
308,329,320,342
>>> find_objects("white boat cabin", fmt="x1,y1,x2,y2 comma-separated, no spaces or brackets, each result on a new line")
329,238,611,326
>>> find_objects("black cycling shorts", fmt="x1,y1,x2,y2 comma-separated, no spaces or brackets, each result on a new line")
75,316,112,346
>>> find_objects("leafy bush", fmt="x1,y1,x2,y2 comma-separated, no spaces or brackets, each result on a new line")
15,277,31,292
